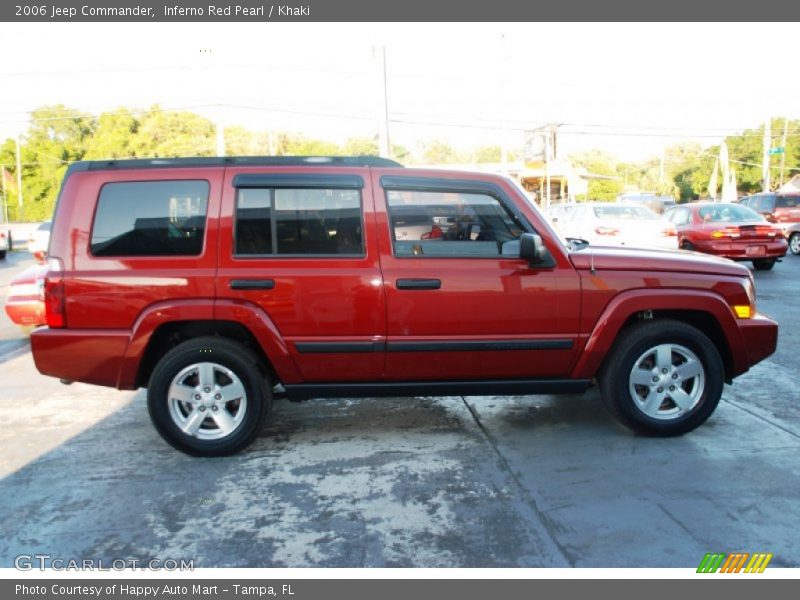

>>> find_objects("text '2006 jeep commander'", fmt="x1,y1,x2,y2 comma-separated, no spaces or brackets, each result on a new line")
31,156,778,456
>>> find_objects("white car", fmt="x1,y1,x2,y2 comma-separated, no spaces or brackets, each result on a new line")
28,221,51,259
0,227,9,259
559,203,678,250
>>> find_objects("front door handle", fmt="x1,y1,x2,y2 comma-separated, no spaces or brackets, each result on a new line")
396,278,441,290
230,279,275,290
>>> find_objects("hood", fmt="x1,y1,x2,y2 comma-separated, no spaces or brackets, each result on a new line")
568,245,750,277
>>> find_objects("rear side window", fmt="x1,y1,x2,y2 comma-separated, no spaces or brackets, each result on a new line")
776,196,800,208
235,187,363,256
91,180,209,257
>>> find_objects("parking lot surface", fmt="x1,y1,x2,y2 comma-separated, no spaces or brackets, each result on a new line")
1,251,798,568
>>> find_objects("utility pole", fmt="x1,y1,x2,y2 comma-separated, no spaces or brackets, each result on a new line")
1,164,8,224
15,135,23,222
377,45,391,158
215,106,225,157
779,118,789,189
762,117,771,192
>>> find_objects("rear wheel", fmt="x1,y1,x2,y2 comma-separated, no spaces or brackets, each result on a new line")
789,232,800,256
147,337,271,456
752,258,776,271
599,320,724,436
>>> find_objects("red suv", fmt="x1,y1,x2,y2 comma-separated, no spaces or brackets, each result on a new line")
739,192,800,223
31,157,778,455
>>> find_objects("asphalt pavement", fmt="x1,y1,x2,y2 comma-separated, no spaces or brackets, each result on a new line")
0,250,798,568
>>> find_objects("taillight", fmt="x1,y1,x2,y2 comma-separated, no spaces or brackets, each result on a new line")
43,257,66,328
595,226,619,236
711,228,741,239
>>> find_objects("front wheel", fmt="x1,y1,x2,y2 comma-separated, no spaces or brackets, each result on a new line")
147,337,271,456
752,258,776,271
789,232,800,256
599,320,724,436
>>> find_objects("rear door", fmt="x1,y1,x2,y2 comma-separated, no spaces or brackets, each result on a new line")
217,167,386,382
372,171,581,381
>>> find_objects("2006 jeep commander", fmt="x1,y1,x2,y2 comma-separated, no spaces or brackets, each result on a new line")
31,156,778,456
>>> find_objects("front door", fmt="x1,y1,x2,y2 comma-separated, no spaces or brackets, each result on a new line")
373,172,581,382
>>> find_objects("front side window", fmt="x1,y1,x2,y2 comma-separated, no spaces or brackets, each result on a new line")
235,187,363,256
386,190,525,257
91,180,209,257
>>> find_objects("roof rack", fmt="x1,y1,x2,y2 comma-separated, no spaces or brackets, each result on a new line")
70,156,404,172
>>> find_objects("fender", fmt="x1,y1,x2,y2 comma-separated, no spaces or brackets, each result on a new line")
214,298,302,383
570,289,748,380
118,298,302,389
118,299,216,388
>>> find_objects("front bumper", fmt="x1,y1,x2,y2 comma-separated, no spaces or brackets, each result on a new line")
738,313,779,371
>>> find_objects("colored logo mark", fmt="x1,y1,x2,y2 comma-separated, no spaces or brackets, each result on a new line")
697,552,773,573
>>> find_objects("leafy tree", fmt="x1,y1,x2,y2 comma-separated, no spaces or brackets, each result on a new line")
343,136,379,156
130,106,216,157
421,139,464,164
83,109,138,160
570,149,624,200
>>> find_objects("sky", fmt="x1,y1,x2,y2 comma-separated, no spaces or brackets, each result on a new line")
0,22,797,163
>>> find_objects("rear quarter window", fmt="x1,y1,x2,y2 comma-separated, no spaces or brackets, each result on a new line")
90,180,209,257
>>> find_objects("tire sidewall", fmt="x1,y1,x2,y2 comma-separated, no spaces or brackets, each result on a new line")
147,338,269,456
604,322,724,436
789,233,800,256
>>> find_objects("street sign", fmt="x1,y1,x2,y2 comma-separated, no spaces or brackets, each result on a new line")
768,147,785,155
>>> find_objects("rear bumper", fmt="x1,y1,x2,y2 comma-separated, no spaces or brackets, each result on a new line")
738,313,778,372
694,239,787,260
31,328,130,388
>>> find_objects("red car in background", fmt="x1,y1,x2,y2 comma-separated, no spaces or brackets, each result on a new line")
4,264,47,330
665,202,787,270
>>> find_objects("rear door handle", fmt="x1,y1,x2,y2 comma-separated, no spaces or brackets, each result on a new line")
396,278,441,290
230,279,275,290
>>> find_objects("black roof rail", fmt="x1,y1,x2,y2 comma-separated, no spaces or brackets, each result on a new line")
72,156,404,171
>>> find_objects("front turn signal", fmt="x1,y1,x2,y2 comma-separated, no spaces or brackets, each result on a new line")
733,305,752,319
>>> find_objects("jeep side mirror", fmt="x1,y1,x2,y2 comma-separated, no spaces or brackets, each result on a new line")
519,233,553,267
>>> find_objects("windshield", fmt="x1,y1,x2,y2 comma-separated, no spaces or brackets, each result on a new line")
698,204,764,223
592,205,659,220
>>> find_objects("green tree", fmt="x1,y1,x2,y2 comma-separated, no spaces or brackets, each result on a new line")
83,109,138,160
20,105,94,220
570,149,624,200
342,136,379,156
131,106,216,157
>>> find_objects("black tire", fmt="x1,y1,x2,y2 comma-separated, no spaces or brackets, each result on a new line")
599,319,724,436
0,250,5,260
752,258,776,271
147,336,271,456
788,232,800,256
680,240,695,251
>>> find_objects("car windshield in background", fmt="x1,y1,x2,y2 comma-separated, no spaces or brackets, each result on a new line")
38,221,52,231
698,204,763,223
592,205,658,220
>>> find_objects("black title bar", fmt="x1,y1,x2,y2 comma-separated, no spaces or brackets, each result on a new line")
2,0,799,21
